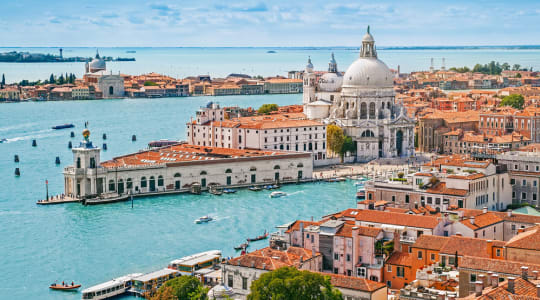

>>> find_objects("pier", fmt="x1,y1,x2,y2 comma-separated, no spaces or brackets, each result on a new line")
36,195,81,205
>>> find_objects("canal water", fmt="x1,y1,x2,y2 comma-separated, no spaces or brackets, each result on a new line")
0,95,359,300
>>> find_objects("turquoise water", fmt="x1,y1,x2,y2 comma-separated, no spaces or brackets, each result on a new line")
0,95,359,300
1,47,540,83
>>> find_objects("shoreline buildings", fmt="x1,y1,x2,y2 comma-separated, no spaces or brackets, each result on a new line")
303,27,415,162
82,51,125,99
62,129,312,200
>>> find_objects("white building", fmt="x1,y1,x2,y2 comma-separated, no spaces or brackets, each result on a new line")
303,27,415,162
63,129,312,199
186,102,329,166
497,148,540,207
83,51,124,98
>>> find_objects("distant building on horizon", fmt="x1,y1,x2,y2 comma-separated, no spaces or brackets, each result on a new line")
83,50,124,98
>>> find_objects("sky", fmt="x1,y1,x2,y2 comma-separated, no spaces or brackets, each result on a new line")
1,0,540,47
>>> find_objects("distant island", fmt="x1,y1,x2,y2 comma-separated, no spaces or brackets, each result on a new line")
0,51,135,63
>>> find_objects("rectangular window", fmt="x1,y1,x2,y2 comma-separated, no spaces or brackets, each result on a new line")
496,249,501,256
242,277,248,290
387,265,392,272
431,253,435,261
470,274,477,283
523,180,527,186
405,195,410,203
228,275,234,287
346,254,351,262
397,266,405,277
392,195,396,202
417,251,423,259
522,192,527,200
334,253,339,261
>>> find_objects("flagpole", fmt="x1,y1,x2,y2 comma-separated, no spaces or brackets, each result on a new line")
46,179,49,201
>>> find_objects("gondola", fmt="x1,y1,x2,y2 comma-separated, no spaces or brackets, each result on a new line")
52,124,75,130
234,241,249,251
247,231,268,242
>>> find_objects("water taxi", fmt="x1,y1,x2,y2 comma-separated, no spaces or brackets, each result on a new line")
168,250,221,275
0,138,7,143
195,216,213,224
270,191,287,198
81,273,141,300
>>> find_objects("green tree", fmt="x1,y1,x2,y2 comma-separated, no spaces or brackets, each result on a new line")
58,74,65,85
340,136,356,160
516,73,522,78
499,94,525,109
49,74,55,84
144,81,158,86
512,64,521,71
1,73,5,87
502,62,510,71
248,267,342,300
258,103,278,114
326,124,344,158
151,276,208,300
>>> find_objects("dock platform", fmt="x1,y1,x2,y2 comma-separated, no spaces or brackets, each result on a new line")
36,195,81,205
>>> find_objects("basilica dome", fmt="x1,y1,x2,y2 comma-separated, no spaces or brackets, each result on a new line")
342,28,393,89
88,51,106,73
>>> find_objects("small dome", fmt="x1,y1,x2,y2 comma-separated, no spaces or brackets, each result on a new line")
207,284,234,299
305,57,314,73
318,72,343,92
362,32,374,43
88,51,106,73
342,58,393,88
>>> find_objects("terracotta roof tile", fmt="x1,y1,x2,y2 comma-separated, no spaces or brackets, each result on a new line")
324,273,386,292
459,256,540,276
412,235,449,251
506,226,540,251
386,252,412,266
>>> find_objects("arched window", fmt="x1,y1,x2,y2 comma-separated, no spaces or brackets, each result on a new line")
297,163,304,167
361,130,375,137
200,170,207,175
109,179,115,191
117,179,124,194
109,86,114,95
387,102,391,109
126,178,133,189
346,102,349,109
158,175,164,187
174,173,181,178
249,166,257,171
225,169,232,173
141,177,147,188
273,165,280,170
89,157,96,168
369,102,376,119
360,102,367,119
76,157,81,168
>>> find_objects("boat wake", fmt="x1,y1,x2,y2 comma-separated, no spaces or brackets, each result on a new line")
4,129,60,143
0,122,39,133
287,191,305,196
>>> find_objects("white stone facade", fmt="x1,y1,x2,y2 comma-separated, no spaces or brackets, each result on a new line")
303,28,415,162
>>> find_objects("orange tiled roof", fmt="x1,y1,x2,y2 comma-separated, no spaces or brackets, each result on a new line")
460,213,504,230
506,226,540,251
425,182,468,197
226,246,320,271
355,210,440,229
459,256,540,276
412,235,449,251
476,277,540,300
325,273,386,292
386,251,412,266
440,236,505,258
100,144,298,168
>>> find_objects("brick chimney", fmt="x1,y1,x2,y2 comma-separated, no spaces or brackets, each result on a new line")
491,274,499,288
536,284,540,298
507,209,513,217
479,274,488,289
475,281,484,296
533,270,539,280
470,216,475,225
507,277,515,294
487,272,493,286
522,266,529,280
483,207,488,214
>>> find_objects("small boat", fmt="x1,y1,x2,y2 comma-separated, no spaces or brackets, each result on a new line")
209,185,223,195
354,181,365,187
270,191,287,198
249,186,262,191
126,50,136,53
234,241,249,251
49,283,81,291
195,216,213,224
247,230,268,242
267,50,276,53
52,124,75,130
223,188,237,194
0,138,7,143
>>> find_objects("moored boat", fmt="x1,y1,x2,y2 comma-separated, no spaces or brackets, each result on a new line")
81,273,142,300
247,230,268,242
223,188,236,194
270,191,287,198
249,186,262,191
52,123,75,130
0,138,7,143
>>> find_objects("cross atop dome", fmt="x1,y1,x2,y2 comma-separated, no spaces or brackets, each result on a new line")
360,25,377,58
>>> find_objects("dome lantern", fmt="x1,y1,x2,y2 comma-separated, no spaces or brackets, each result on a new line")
360,25,377,58
305,56,314,73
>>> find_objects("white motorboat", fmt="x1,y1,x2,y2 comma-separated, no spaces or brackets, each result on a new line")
270,191,287,198
195,216,213,224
